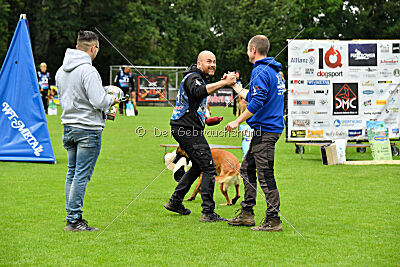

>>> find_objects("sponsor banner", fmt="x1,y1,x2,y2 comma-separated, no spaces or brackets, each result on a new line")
207,89,233,106
137,75,168,102
288,40,400,141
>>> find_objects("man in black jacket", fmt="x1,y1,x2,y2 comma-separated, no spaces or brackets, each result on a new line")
164,50,236,222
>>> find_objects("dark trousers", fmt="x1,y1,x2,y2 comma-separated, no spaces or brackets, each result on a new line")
170,126,217,213
119,87,129,114
41,90,48,114
240,131,281,219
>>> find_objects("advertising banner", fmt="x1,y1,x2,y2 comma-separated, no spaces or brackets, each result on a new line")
207,88,233,106
137,75,168,103
0,16,56,163
287,39,400,142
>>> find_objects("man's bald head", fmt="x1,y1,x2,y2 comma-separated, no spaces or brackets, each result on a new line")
197,50,216,77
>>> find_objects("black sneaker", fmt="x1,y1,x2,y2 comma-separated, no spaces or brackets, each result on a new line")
164,199,191,215
200,212,227,222
64,218,99,232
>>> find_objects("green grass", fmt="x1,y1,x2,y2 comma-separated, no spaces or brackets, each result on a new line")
1,106,399,265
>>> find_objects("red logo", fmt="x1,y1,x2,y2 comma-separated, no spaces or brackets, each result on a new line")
325,46,342,68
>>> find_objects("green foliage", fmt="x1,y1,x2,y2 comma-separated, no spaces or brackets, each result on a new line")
0,0,399,82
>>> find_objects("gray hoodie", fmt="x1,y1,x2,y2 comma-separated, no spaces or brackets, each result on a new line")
56,48,114,130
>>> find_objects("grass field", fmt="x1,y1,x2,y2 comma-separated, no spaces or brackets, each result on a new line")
1,106,399,265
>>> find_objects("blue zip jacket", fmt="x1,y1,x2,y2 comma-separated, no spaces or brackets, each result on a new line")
246,57,285,133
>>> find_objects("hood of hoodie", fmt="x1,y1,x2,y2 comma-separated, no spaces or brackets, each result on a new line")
183,64,209,81
254,57,282,73
62,48,92,72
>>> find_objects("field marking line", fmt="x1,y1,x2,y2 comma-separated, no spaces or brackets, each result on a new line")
95,162,172,239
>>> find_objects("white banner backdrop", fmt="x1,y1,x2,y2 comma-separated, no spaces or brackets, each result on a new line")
287,39,400,142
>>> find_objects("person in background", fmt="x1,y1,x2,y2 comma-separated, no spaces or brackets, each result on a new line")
233,70,242,116
37,62,51,114
114,66,137,115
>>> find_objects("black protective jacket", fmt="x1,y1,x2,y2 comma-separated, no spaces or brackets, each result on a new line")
170,64,209,130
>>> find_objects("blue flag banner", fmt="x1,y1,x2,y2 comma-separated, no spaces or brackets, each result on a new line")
0,15,56,163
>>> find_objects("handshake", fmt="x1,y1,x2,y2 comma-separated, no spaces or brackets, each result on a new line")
221,71,237,87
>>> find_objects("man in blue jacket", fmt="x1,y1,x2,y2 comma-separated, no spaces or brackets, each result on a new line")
225,35,285,231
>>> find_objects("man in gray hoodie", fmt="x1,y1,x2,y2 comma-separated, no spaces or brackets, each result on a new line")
56,31,118,231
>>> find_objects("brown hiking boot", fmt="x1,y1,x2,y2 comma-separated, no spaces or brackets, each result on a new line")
227,208,255,226
251,218,282,232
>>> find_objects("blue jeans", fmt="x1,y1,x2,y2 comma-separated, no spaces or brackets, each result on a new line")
63,126,102,223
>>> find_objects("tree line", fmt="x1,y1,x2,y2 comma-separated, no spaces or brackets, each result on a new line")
1,0,399,84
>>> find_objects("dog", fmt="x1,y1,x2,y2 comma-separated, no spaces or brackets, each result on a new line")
164,147,241,206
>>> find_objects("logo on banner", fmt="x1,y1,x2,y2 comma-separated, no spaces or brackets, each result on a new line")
393,43,400,53
348,129,363,138
291,110,310,115
376,100,387,105
348,44,377,66
291,89,310,95
308,130,324,138
363,100,372,107
380,43,390,53
319,46,342,69
291,130,306,138
293,100,315,106
380,69,392,77
314,89,329,95
313,120,330,127
362,90,374,95
305,68,314,75
290,80,304,84
333,83,358,115
314,111,328,115
307,80,330,85
293,119,310,127
291,57,315,64
303,48,315,54
362,81,375,87
378,81,392,84
380,56,399,65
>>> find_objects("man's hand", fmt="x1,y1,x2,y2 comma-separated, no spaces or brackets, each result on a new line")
112,97,120,105
222,72,236,87
225,119,239,132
